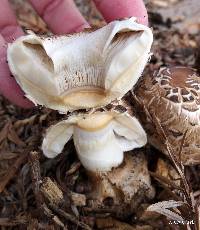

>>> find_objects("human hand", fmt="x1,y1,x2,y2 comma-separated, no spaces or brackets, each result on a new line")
0,0,148,108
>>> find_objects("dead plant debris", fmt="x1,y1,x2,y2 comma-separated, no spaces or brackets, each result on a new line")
0,0,199,229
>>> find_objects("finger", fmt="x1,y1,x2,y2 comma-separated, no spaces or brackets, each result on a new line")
0,0,24,42
0,1,31,107
0,35,33,108
29,0,90,34
93,0,148,25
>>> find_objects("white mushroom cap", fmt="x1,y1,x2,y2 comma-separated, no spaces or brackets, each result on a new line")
7,18,153,113
42,111,147,172
134,66,200,165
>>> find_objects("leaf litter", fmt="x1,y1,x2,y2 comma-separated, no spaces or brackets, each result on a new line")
0,0,199,229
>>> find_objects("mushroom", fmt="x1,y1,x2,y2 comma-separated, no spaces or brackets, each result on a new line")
7,18,154,208
88,152,155,214
7,17,153,113
42,110,154,207
134,66,200,165
42,111,147,171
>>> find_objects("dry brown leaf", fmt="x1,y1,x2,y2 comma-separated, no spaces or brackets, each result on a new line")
96,217,153,230
0,152,28,193
0,122,26,147
71,192,86,207
0,123,10,144
0,151,18,160
156,159,181,187
14,114,37,129
0,216,27,226
8,125,26,146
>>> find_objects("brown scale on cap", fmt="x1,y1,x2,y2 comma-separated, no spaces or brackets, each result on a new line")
154,67,200,111
134,66,200,165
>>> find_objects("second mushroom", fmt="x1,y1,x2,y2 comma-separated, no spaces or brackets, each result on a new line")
134,66,200,165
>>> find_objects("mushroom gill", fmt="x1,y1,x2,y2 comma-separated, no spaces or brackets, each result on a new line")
134,66,200,165
7,17,153,113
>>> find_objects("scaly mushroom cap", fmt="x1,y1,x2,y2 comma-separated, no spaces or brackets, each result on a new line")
42,111,147,172
7,18,153,113
134,66,200,165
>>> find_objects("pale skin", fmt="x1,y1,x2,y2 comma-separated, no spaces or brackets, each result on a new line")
0,0,148,108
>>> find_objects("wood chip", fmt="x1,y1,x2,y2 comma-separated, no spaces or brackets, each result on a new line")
40,177,64,205
8,125,25,146
0,123,10,144
96,217,153,230
71,192,86,207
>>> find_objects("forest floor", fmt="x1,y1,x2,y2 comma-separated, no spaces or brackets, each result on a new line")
0,0,199,229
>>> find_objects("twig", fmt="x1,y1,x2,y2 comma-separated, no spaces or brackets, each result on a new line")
133,93,194,208
178,131,187,172
48,203,92,230
0,152,28,193
40,178,90,229
132,93,198,230
150,172,192,219
66,161,81,176
0,217,27,226
29,151,43,207
150,171,184,193
42,203,68,230
153,117,194,209
83,206,118,214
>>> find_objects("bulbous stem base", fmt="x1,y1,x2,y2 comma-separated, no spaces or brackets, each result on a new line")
86,152,155,215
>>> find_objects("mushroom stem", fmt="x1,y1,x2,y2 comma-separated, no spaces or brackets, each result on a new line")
42,111,147,171
42,111,150,209
87,171,118,204
86,153,155,214
73,125,124,172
